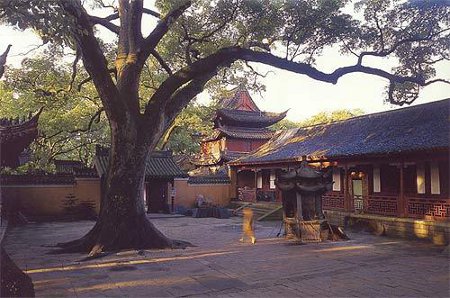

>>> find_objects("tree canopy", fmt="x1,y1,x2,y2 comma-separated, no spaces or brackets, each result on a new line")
0,50,110,170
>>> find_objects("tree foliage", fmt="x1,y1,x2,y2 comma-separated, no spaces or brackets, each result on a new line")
158,101,216,154
0,50,109,169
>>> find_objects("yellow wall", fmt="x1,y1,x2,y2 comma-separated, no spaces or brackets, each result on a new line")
173,178,231,208
1,178,101,216
2,177,232,216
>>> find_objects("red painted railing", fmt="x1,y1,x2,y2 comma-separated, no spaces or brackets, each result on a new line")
406,197,450,220
238,188,256,202
322,192,345,210
367,195,398,216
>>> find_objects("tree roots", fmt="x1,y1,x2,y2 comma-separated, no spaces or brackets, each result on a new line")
50,216,192,258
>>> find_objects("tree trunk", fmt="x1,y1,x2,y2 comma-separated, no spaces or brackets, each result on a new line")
56,120,188,255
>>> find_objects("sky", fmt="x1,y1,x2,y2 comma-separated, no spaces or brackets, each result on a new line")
1,6,449,122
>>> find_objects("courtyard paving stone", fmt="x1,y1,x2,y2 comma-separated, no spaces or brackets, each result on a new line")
3,216,449,297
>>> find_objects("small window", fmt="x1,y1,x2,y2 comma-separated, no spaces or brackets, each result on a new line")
373,167,381,193
416,164,426,194
332,167,341,191
430,162,440,194
256,171,262,189
269,170,276,189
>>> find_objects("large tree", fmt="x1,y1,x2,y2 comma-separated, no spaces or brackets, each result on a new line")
1,0,448,256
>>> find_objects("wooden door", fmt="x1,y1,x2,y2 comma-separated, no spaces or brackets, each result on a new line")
146,179,169,213
352,179,363,212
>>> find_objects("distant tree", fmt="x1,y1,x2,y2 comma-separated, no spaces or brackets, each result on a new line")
0,51,110,168
270,118,299,131
1,0,448,256
270,109,364,131
158,101,216,154
300,109,364,126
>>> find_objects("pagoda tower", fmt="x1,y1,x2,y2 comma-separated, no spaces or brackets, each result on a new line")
192,85,287,171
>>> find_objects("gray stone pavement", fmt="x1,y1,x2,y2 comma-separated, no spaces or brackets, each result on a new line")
3,216,449,297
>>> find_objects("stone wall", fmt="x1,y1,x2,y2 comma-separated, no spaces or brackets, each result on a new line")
324,210,450,245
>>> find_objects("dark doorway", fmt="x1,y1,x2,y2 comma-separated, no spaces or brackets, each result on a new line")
146,179,169,213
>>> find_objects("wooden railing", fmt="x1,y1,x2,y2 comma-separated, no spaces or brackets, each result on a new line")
367,194,398,216
256,190,277,202
238,188,256,202
406,197,450,220
322,192,345,210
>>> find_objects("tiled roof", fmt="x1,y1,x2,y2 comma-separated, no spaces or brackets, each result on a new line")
219,126,274,139
202,126,274,141
0,174,75,185
188,164,230,184
221,151,246,161
190,150,246,166
219,86,260,112
54,160,85,173
231,99,450,165
0,108,42,167
188,175,231,184
94,150,187,179
216,109,287,128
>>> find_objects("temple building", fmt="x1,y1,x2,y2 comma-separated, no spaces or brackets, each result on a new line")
0,109,42,168
192,85,287,174
230,99,449,244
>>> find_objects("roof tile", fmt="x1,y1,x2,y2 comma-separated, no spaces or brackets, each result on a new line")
231,99,450,165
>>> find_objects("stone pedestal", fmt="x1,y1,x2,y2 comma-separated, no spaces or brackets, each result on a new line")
284,217,299,239
284,218,324,243
299,220,322,243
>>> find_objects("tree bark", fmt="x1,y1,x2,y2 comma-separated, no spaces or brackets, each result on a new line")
56,117,188,255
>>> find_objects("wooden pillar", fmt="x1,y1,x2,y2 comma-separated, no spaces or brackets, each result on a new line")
296,192,303,220
253,169,258,202
343,165,351,212
398,162,406,217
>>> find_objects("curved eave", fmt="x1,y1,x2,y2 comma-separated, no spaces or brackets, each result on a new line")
216,109,287,128
218,127,273,140
0,107,42,141
229,147,449,167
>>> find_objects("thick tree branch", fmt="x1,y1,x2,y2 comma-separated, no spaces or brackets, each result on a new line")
145,45,440,124
150,49,173,75
0,44,11,78
69,108,104,134
143,8,161,19
357,28,450,65
68,49,81,92
139,1,191,65
165,72,216,122
78,68,117,92
60,0,123,121
89,15,120,34
88,7,160,24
